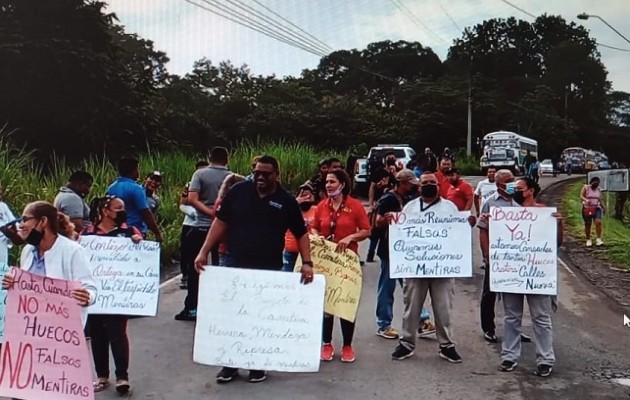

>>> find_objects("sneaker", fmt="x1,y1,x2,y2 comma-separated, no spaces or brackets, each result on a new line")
521,333,532,343
484,331,498,343
391,344,414,360
586,239,593,247
595,238,604,246
321,343,334,361
377,327,399,339
340,346,356,363
418,320,436,337
499,360,518,372
248,370,267,383
533,364,553,377
438,344,462,363
174,309,196,321
216,367,239,383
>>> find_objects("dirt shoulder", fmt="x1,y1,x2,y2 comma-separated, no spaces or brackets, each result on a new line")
539,178,630,308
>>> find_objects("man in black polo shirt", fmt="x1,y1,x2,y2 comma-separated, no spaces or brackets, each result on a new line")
194,155,315,384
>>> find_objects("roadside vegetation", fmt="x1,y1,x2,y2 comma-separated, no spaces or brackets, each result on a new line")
562,182,630,268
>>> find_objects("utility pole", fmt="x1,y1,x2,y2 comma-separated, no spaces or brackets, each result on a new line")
467,78,472,156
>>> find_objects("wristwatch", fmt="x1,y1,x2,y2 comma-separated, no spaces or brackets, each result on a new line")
302,261,314,267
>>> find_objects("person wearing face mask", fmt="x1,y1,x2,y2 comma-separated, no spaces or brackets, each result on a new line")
580,177,605,247
282,182,317,272
311,169,371,363
392,172,476,363
497,177,563,377
477,170,531,345
2,199,97,331
81,196,141,395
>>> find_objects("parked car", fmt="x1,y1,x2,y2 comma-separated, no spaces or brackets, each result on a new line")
540,159,554,175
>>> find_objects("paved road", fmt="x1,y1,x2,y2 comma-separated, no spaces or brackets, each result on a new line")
61,176,630,399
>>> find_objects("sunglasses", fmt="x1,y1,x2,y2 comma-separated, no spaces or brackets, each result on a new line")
253,170,274,178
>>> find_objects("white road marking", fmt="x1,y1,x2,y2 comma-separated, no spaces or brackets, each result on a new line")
160,273,182,288
558,257,577,277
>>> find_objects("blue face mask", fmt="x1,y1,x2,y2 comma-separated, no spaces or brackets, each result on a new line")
504,182,516,195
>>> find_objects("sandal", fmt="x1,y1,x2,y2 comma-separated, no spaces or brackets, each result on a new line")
115,379,131,395
93,378,110,393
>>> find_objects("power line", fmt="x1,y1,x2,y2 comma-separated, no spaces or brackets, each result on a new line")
499,0,535,18
251,0,333,53
228,0,331,55
596,42,630,52
184,0,326,57
388,0,447,45
434,0,461,32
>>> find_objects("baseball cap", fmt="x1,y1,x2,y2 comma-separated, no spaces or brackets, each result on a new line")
299,180,315,193
147,171,163,182
395,169,419,184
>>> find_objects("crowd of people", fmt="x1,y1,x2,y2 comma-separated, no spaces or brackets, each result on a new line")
0,145,571,395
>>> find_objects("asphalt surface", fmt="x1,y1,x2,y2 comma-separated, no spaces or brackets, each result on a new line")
27,175,630,400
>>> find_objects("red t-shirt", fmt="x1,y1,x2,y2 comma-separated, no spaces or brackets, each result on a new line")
311,196,370,255
435,171,451,198
446,180,474,211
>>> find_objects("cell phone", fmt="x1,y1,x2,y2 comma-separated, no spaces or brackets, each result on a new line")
1,218,21,230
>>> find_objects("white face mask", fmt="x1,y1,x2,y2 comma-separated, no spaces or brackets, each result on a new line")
328,185,344,199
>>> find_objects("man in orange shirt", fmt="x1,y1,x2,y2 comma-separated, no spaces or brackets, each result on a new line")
446,168,473,211
434,158,453,198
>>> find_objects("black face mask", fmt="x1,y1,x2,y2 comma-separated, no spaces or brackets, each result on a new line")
114,210,127,226
513,191,526,205
25,229,44,247
299,202,313,212
386,159,396,166
420,184,438,198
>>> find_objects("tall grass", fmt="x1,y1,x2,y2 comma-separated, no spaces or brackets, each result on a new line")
0,138,343,266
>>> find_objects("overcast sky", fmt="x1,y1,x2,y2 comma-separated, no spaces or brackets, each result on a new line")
104,0,630,92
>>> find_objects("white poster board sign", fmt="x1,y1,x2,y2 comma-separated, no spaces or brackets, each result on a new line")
194,267,325,372
588,169,629,192
489,206,558,295
78,236,160,316
389,210,473,278
0,262,7,341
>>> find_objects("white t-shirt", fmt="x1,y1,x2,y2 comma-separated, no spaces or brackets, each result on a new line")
0,201,16,265
474,179,497,210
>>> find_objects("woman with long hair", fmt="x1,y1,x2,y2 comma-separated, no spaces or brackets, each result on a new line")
82,196,142,395
311,169,370,363
580,176,605,247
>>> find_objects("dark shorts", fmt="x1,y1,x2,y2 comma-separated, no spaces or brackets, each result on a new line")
582,207,603,223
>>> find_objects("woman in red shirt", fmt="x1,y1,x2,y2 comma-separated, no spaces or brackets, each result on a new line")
311,169,370,363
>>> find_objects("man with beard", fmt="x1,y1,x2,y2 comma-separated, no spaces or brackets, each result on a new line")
374,169,419,339
195,155,315,384
54,170,93,233
446,168,474,211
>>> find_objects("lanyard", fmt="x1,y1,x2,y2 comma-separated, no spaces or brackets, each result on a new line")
327,197,345,240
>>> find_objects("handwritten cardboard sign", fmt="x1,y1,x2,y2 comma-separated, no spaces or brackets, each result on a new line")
194,267,325,372
304,236,362,322
0,262,8,342
78,236,160,316
0,269,94,400
388,210,473,278
489,206,558,295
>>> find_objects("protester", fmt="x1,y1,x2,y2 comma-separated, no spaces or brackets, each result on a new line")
384,151,402,174
419,147,438,173
493,177,563,377
213,173,245,266
391,172,474,363
434,157,453,198
0,181,24,263
328,157,344,171
474,167,497,217
446,168,474,211
374,169,418,339
82,196,142,395
194,155,315,384
245,155,262,182
311,169,370,363
529,158,541,183
144,171,162,215
107,158,163,242
282,181,316,272
175,147,231,321
54,170,93,233
310,158,330,202
580,176,605,247
477,169,531,344
178,160,209,289
366,168,395,263
2,201,96,324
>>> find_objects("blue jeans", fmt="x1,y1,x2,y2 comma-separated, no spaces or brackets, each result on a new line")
376,259,430,330
282,251,299,272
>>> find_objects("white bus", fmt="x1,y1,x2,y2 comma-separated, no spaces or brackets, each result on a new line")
480,131,538,173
